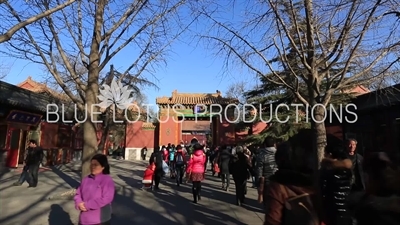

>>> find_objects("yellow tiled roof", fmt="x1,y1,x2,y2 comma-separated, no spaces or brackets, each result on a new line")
156,90,238,105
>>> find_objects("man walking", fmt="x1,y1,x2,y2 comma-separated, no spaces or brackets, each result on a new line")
347,138,365,191
14,140,43,187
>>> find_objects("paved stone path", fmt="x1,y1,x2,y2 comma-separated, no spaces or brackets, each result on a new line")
0,159,264,225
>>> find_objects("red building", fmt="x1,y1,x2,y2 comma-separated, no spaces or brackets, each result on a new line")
156,90,238,146
0,78,79,168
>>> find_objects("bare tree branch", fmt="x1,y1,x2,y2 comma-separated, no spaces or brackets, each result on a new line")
0,0,195,178
0,61,11,80
0,0,76,43
200,0,400,166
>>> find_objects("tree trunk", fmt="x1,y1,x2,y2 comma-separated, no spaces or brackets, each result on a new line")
309,101,327,221
97,113,110,154
81,0,106,179
97,65,114,154
310,105,327,169
82,120,98,179
81,67,101,179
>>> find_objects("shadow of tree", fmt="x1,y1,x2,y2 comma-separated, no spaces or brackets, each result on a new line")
50,166,80,188
110,185,180,225
0,180,73,224
150,185,247,225
118,174,141,188
48,204,73,225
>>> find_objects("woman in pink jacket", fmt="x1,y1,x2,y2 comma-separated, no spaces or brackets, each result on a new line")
74,154,115,225
186,143,206,203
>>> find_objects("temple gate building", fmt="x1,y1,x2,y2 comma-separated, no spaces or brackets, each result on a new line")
156,90,238,146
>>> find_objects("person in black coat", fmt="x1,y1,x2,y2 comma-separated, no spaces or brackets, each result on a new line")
346,139,365,191
149,146,163,190
218,146,234,191
320,146,353,225
230,146,251,206
141,147,147,160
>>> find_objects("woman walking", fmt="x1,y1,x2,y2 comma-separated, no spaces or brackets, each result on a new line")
74,154,115,225
186,143,206,203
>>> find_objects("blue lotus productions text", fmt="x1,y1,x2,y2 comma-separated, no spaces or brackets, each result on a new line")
45,103,358,124
181,103,358,124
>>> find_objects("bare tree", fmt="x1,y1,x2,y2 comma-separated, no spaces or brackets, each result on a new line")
202,0,400,168
0,0,76,43
225,81,247,104
0,62,11,80
1,0,195,178
225,81,248,122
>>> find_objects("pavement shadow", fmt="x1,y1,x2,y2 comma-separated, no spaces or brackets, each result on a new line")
112,163,145,178
151,186,247,225
118,174,142,189
110,186,181,225
163,177,264,214
50,167,80,188
48,204,73,225
0,173,18,182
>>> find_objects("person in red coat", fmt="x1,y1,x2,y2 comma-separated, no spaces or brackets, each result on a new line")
186,143,206,203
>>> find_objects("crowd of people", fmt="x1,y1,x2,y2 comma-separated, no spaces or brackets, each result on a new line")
139,131,400,225
61,128,400,225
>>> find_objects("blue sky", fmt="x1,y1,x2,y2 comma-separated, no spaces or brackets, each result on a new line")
1,1,256,108
2,38,252,106
2,0,398,107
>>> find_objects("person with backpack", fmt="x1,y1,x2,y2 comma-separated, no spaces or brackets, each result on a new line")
262,129,320,225
149,147,164,190
169,145,176,178
174,145,186,186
